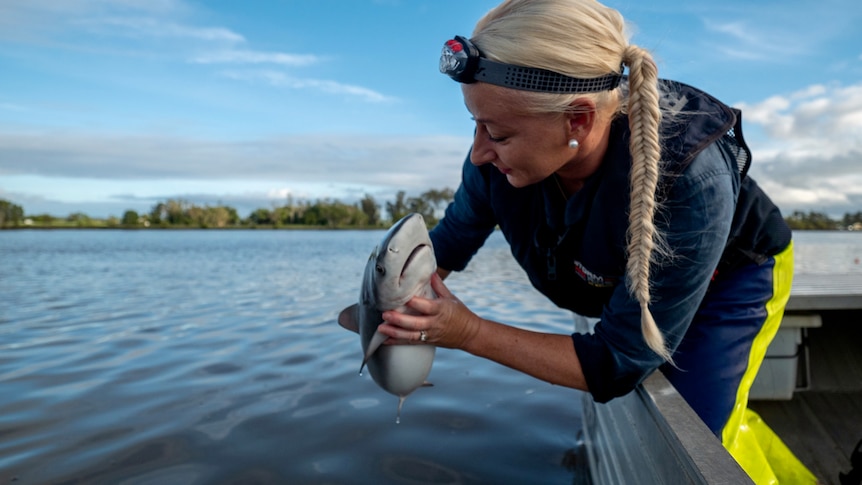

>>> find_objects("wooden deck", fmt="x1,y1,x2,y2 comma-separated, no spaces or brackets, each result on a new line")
750,270,862,485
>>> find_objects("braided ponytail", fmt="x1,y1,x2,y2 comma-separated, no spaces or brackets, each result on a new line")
623,45,672,362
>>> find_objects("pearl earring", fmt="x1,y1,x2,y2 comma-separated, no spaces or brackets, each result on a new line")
568,139,579,149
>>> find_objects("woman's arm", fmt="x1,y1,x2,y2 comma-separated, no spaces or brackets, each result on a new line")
378,274,589,390
436,267,451,280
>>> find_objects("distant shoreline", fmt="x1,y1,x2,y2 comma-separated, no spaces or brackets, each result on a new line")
1,225,858,233
0,224,386,231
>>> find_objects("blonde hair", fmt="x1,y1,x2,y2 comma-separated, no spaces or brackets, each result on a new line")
473,0,672,362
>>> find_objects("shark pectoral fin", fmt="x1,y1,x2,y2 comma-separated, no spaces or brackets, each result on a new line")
337,304,360,333
360,328,389,371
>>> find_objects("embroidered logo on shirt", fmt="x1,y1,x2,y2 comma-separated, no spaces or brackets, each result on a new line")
573,261,618,288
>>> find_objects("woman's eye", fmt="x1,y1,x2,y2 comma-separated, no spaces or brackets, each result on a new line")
472,119,507,143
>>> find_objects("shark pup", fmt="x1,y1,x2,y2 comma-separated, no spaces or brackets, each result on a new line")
338,213,437,423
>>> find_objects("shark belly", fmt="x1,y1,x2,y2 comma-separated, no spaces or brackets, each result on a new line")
367,344,436,397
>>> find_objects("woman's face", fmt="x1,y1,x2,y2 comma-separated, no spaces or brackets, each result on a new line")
462,82,577,188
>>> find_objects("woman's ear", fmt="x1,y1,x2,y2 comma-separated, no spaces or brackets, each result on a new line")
566,98,596,140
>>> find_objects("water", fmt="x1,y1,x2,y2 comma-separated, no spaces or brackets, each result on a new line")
791,231,862,275
0,229,584,484
2,230,859,484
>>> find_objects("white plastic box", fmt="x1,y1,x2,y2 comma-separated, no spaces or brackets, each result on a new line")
750,314,821,400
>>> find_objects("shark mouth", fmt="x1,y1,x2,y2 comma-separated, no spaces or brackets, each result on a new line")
400,244,430,280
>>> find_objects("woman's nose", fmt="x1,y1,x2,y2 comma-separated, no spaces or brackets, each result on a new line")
470,132,494,167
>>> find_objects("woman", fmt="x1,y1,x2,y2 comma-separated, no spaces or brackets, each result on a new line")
377,0,813,482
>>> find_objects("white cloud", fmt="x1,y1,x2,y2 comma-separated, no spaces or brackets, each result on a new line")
738,81,862,215
703,19,809,62
90,16,245,43
739,82,862,157
191,50,321,66
219,70,394,102
0,0,387,103
0,129,470,218
0,129,469,189
0,0,188,41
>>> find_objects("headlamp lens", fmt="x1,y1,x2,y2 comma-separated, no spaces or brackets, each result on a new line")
439,39,468,79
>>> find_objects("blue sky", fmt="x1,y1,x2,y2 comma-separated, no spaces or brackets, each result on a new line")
1,0,860,219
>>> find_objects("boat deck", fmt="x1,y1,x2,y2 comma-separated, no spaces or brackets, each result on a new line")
785,273,862,312
578,271,861,485
750,277,862,485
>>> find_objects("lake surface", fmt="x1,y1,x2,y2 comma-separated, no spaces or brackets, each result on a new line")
1,229,584,484
2,229,860,484
791,231,862,275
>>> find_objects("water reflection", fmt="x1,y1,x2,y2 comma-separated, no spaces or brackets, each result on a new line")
0,230,582,484
5,230,851,482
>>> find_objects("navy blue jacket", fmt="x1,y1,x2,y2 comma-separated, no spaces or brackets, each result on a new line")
430,80,791,402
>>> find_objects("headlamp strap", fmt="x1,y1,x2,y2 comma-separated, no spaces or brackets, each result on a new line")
439,36,623,93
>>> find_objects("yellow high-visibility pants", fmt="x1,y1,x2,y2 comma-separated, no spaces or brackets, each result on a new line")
721,242,817,484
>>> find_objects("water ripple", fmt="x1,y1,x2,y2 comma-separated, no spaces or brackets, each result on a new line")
0,228,640,484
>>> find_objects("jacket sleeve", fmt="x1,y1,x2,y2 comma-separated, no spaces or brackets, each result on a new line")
572,141,739,402
429,154,498,272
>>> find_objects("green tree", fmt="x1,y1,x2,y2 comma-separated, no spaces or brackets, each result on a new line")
249,208,274,225
186,206,211,228
222,205,240,226
67,212,91,227
785,211,838,230
150,202,167,225
406,196,436,226
122,210,139,227
30,213,55,225
841,211,862,228
318,199,353,227
383,189,454,227
359,194,381,226
420,188,455,212
0,199,24,227
386,191,409,224
164,199,190,225
199,205,236,228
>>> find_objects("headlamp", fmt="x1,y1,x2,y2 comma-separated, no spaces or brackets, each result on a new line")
439,35,623,93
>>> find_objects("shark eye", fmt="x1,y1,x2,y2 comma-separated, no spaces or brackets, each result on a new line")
375,264,385,275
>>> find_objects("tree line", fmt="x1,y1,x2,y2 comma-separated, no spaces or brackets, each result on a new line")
0,189,455,229
784,210,862,231
2,197,861,231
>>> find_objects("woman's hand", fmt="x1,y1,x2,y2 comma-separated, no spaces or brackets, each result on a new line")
380,273,588,390
378,273,482,350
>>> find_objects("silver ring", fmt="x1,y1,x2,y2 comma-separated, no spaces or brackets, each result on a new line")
419,330,427,342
